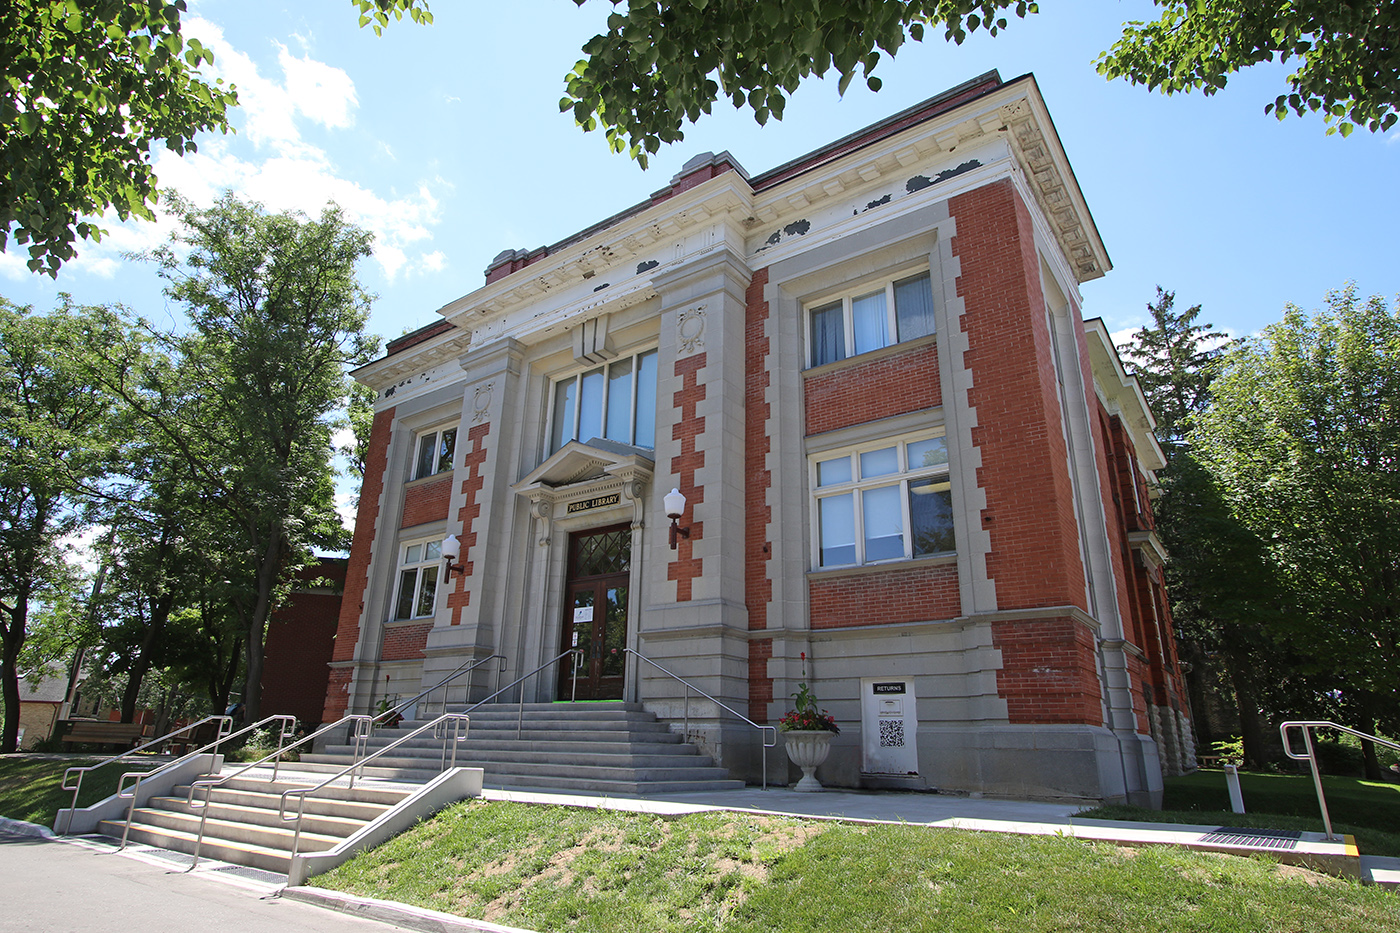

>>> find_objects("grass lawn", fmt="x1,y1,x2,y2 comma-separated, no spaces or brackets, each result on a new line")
0,754,165,826
313,799,1398,933
1078,769,1400,857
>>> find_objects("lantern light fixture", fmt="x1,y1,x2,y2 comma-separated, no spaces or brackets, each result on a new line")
663,488,689,550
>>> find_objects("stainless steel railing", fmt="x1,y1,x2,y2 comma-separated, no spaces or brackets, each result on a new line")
1279,720,1400,840
369,654,507,732
461,648,582,739
623,648,778,790
277,712,472,863
58,714,234,834
177,713,371,869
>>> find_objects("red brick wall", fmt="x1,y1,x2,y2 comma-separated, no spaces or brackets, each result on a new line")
990,617,1104,726
745,270,774,721
400,476,452,528
748,638,773,723
382,622,432,661
809,563,960,628
1127,653,1152,734
262,560,345,728
323,406,395,722
950,180,1086,612
804,342,941,436
446,422,490,626
668,352,706,601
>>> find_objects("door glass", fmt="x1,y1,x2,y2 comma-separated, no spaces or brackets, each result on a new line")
601,586,627,677
570,589,596,668
574,527,630,576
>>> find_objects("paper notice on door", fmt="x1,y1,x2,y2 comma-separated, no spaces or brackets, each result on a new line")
573,606,593,623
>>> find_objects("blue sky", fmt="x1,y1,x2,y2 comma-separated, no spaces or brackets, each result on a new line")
6,1,1397,347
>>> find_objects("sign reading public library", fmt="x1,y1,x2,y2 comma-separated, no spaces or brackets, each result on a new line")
566,493,620,514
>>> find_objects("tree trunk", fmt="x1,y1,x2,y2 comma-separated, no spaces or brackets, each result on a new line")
0,595,29,754
120,591,173,723
1225,648,1269,769
242,532,284,724
1357,697,1385,782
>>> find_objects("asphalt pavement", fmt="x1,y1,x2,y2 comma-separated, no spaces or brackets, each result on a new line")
0,830,412,933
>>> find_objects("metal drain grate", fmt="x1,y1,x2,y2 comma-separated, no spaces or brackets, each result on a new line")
1197,828,1301,850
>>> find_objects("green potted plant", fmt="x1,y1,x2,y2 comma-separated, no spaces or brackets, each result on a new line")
780,653,839,792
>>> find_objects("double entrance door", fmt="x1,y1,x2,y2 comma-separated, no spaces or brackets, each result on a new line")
557,523,630,700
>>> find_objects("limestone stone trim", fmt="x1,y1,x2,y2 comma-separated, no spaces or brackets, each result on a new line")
1128,529,1169,569
676,304,707,356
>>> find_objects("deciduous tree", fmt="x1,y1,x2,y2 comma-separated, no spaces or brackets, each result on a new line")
0,298,125,752
1192,284,1400,778
89,194,376,724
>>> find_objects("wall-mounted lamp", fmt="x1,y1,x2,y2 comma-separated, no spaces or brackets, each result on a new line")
663,487,690,550
441,533,467,581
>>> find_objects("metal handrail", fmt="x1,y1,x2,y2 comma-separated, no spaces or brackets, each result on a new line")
176,714,363,868
623,648,778,790
107,714,297,847
461,648,582,739
369,654,507,731
277,712,472,864
58,714,234,833
1280,720,1400,841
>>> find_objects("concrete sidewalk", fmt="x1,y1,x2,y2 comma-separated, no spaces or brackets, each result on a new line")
476,784,1365,879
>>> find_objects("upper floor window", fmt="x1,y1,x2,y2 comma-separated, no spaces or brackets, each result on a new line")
808,270,936,368
413,426,457,480
812,432,954,568
393,538,442,621
550,348,658,453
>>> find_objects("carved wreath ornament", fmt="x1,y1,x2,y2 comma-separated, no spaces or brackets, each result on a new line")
677,305,706,355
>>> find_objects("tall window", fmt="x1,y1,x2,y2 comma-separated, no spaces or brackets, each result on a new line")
808,270,936,368
812,433,954,568
393,539,442,620
550,348,658,453
413,426,457,480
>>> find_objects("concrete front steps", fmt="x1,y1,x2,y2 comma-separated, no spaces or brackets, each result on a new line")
299,701,746,795
97,770,417,874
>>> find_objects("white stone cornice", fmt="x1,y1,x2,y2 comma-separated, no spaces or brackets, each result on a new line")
745,76,1108,285
438,177,754,330
1084,319,1165,472
998,93,1110,283
354,329,473,390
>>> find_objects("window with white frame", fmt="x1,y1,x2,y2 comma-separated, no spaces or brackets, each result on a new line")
392,538,442,621
812,433,955,568
412,425,457,480
549,348,659,454
808,270,937,368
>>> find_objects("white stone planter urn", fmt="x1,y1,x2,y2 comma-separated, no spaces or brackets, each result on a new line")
783,729,835,792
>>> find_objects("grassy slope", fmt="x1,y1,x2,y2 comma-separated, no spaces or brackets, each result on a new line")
315,799,1398,933
1079,770,1400,857
0,755,163,826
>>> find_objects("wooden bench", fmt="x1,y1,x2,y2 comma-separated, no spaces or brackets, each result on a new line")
60,720,150,749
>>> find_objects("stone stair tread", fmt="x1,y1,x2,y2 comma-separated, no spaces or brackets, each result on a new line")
106,821,295,872
147,796,367,835
108,809,346,852
168,784,394,821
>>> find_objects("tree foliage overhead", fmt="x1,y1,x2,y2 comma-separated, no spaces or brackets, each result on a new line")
560,0,1036,165
0,1,237,276
1098,1,1400,138
0,0,431,276
549,0,1397,165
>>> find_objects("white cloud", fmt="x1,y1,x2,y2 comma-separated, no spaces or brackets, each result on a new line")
45,16,442,282
419,250,446,274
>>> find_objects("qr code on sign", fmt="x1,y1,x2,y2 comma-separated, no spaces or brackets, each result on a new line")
878,718,905,748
